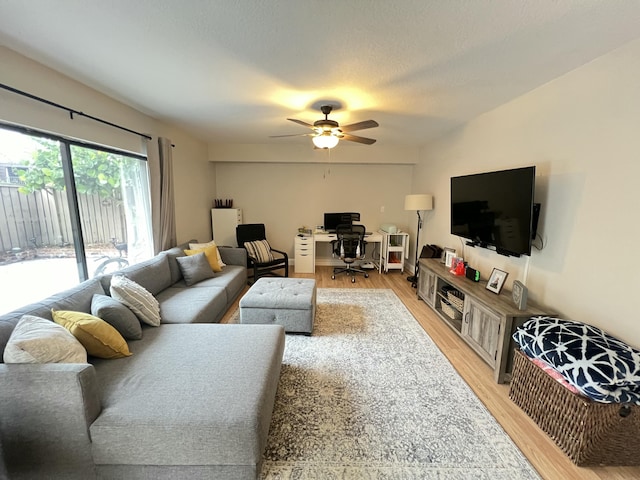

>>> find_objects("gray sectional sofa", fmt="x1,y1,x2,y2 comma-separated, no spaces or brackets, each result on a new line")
0,245,285,479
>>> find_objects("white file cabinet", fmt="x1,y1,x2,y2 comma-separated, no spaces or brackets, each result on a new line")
294,235,315,273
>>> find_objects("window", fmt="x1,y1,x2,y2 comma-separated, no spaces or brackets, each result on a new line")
0,125,153,315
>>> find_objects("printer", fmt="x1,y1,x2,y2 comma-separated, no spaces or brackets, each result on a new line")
379,223,398,234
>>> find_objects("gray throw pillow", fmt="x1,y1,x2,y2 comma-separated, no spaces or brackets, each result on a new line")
176,252,215,286
91,294,142,340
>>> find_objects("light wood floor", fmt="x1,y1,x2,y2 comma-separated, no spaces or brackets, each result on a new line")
221,267,640,480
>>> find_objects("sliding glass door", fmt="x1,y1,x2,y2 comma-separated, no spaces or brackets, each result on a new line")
0,125,153,315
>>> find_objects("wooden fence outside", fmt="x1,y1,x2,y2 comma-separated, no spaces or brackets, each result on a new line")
0,185,126,252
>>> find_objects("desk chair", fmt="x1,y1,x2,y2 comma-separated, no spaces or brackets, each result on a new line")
236,223,289,284
331,224,369,283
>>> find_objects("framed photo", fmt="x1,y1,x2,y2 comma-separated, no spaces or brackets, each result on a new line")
486,268,508,294
444,248,457,268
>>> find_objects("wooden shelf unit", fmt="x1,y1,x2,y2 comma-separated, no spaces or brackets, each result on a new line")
417,258,553,383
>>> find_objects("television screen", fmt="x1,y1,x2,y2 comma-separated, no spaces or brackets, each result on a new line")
451,166,536,256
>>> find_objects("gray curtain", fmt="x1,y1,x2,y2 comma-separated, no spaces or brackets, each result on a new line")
151,137,176,253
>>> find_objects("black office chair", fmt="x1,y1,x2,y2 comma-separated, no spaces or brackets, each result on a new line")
236,223,289,284
331,224,369,283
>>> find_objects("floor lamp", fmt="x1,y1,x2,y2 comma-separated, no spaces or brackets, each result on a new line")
404,194,433,288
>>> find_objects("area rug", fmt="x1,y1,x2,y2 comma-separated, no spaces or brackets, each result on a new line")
235,288,540,479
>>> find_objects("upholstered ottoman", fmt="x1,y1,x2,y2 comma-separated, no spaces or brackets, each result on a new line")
239,277,316,334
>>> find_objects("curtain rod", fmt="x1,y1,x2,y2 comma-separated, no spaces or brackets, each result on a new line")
1,82,153,141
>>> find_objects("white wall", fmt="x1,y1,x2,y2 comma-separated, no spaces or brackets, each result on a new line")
0,47,213,244
212,160,415,259
414,38,640,347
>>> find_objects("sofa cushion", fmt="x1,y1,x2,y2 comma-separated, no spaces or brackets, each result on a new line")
114,254,172,296
3,315,87,364
218,246,248,267
110,275,160,327
89,324,285,468
155,286,228,324
163,247,186,284
184,245,222,272
176,252,215,286
189,240,226,267
91,294,142,340
52,310,131,359
176,265,247,303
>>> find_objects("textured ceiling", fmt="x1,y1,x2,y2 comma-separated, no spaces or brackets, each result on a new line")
1,1,639,147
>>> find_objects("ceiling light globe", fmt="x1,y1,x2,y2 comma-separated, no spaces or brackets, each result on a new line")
312,134,339,149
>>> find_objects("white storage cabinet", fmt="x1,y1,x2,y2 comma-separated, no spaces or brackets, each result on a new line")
211,208,243,247
294,234,315,273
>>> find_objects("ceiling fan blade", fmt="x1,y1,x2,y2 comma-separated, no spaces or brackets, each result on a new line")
269,133,314,138
341,133,377,145
287,118,315,129
339,119,379,133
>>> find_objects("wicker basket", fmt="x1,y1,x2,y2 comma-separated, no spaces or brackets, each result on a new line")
509,349,640,466
446,290,464,311
440,299,462,321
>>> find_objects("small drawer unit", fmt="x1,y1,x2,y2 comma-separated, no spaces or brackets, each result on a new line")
294,235,315,273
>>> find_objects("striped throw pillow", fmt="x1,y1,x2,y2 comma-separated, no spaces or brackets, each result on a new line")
244,240,274,263
110,275,161,326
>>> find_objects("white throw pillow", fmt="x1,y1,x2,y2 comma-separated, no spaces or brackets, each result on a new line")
110,275,161,326
189,241,226,267
3,315,87,364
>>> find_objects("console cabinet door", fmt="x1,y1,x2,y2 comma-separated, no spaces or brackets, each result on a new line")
418,265,437,307
462,299,502,368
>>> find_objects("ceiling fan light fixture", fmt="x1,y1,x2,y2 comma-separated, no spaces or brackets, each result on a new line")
312,133,339,149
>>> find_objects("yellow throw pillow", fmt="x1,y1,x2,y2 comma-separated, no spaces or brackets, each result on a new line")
52,310,132,359
189,241,226,267
184,245,222,272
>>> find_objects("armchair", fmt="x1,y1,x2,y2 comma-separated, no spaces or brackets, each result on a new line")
331,224,369,283
236,223,289,284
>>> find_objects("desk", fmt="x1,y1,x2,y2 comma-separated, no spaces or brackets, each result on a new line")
295,232,384,274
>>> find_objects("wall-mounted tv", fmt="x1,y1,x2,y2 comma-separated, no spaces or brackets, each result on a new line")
450,166,536,257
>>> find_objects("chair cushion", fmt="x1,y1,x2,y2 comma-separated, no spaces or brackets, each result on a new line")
244,240,274,263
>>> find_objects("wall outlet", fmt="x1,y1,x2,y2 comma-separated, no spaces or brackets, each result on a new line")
380,206,385,213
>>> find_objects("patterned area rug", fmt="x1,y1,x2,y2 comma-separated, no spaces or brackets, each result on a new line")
236,288,540,479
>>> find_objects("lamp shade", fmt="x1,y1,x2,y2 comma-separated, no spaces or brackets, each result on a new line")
312,133,339,149
404,194,433,211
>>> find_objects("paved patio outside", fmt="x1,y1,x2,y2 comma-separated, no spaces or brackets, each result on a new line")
0,255,113,316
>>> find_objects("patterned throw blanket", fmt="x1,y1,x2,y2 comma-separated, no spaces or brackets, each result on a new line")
513,317,640,405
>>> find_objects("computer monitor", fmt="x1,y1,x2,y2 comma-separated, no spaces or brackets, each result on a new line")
323,212,360,232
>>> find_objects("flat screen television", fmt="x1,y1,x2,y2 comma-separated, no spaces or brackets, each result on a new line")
450,166,536,256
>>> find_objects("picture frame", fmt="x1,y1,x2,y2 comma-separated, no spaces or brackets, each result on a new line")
486,268,508,294
449,256,463,270
512,280,528,310
444,248,457,268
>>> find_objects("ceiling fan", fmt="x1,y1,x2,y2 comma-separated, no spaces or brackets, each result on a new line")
271,105,379,149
